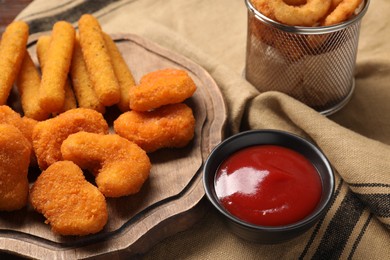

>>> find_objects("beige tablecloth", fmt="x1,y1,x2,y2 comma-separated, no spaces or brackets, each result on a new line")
14,0,390,259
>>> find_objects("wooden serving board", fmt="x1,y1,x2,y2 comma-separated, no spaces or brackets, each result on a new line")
0,33,226,259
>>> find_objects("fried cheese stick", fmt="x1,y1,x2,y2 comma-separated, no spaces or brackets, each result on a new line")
38,21,75,113
78,14,120,106
36,34,77,114
103,33,136,112
0,21,29,105
15,51,50,121
70,35,105,113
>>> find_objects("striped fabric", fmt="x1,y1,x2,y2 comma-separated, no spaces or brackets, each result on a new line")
11,0,390,259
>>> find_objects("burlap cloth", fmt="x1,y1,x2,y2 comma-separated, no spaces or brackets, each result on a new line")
14,0,390,259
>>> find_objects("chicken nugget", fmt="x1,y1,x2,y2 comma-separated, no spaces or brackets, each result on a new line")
0,124,31,211
78,14,120,106
37,34,77,114
39,21,75,113
22,116,37,141
0,21,29,105
129,69,197,111
0,105,35,142
32,108,109,170
70,35,105,113
30,161,108,236
103,33,136,112
0,105,37,164
16,51,50,121
61,132,151,198
114,103,195,152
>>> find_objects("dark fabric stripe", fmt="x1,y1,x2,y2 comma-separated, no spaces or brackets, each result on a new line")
311,190,365,259
348,213,372,260
26,0,123,33
299,179,344,259
349,183,390,188
299,218,325,260
356,193,390,218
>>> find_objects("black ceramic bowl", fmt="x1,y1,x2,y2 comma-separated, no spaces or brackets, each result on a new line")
203,129,334,244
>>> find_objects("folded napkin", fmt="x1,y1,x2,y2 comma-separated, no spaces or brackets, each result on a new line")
16,0,390,259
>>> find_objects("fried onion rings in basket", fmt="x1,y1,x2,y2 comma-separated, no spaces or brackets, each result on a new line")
251,0,363,27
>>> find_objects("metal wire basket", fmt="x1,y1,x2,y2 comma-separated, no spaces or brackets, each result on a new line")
244,0,370,115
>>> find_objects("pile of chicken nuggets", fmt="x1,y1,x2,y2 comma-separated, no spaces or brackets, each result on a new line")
0,14,197,236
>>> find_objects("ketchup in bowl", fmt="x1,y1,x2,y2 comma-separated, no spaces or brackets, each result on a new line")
214,145,322,227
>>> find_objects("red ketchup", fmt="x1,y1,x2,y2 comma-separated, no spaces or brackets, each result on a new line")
214,145,322,226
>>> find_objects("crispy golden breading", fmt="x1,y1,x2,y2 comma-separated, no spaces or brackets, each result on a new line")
0,105,35,143
36,34,77,114
38,21,75,113
78,14,120,106
323,0,363,26
61,132,151,198
32,108,109,170
30,161,108,236
70,35,105,113
35,35,49,64
0,124,31,211
35,35,52,69
103,33,136,112
15,51,50,121
58,79,78,113
0,21,29,105
0,105,37,164
267,0,332,27
129,68,197,111
21,116,37,142
21,116,38,165
114,103,195,152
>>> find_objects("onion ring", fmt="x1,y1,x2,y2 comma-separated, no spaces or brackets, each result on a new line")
269,0,332,26
251,0,276,21
322,0,363,26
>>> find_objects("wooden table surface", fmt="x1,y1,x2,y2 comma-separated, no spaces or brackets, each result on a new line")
0,0,33,35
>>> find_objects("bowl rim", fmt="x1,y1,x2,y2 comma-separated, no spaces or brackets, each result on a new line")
203,129,335,231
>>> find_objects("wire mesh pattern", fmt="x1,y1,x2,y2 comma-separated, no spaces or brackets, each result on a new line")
245,11,363,115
